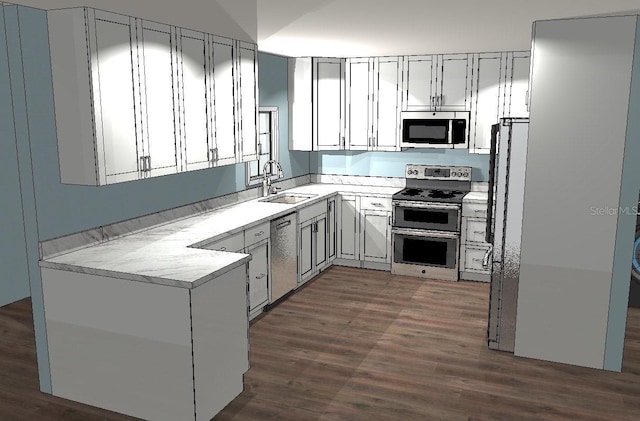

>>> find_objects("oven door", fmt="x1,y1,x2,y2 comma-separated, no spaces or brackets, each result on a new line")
393,201,460,232
392,228,459,269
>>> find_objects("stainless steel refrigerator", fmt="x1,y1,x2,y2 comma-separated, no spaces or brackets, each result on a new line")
485,117,529,352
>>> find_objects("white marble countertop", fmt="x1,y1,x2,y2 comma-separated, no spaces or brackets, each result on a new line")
463,191,489,203
40,183,401,289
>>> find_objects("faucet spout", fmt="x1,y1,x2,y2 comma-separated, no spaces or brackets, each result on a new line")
262,160,284,196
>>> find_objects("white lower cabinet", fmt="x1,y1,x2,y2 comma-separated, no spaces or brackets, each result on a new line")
337,194,392,268
246,240,269,314
298,201,329,284
460,201,491,282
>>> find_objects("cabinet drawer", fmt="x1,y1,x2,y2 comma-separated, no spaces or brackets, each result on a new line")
465,218,488,243
298,200,327,223
462,202,488,218
464,246,491,272
202,231,244,252
244,221,270,247
360,196,392,212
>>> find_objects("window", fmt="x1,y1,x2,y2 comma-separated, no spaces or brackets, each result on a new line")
246,106,279,186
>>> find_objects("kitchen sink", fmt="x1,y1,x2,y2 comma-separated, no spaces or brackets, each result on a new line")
259,193,317,204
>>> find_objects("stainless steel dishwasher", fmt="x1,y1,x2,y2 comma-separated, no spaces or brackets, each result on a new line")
270,212,297,303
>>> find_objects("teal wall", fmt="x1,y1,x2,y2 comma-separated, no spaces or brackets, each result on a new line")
311,149,490,181
0,5,32,308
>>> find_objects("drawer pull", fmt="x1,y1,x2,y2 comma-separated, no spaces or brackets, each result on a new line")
219,246,227,251
255,273,266,279
372,202,384,207
473,230,485,235
474,210,486,216
254,231,265,237
472,258,484,263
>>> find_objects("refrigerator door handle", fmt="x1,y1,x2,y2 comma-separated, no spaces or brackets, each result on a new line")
483,245,493,268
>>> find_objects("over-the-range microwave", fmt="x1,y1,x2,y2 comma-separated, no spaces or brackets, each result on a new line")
400,111,470,149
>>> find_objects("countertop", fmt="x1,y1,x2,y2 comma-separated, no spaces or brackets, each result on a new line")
463,191,489,203
40,184,401,289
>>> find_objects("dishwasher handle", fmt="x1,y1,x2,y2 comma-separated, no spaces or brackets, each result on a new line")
276,220,292,230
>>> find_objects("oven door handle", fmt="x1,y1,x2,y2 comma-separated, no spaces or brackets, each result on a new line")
392,201,461,211
391,228,459,239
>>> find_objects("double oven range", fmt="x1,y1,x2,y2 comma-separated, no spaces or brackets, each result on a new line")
391,165,471,281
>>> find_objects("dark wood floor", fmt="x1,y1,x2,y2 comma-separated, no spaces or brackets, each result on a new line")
2,266,640,420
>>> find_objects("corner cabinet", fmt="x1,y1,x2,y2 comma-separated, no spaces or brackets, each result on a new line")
47,8,258,185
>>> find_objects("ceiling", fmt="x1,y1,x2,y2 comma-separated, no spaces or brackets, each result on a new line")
7,0,640,57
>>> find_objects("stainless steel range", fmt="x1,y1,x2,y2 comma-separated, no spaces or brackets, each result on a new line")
391,164,472,281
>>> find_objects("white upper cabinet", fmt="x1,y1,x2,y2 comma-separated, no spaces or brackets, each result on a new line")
211,36,238,166
402,54,470,111
436,54,472,110
313,58,346,150
345,57,401,151
137,20,180,178
469,52,507,153
403,55,436,111
288,57,313,151
177,29,213,172
48,7,258,185
504,51,531,117
237,42,259,162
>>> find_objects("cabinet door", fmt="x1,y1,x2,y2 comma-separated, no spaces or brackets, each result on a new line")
403,55,436,111
346,58,372,150
178,29,212,171
373,57,401,151
288,57,313,151
315,216,328,271
470,52,506,153
211,36,237,165
314,58,345,150
92,12,142,184
138,21,180,177
437,54,471,111
299,219,315,282
361,210,391,263
238,42,258,162
247,242,269,311
505,51,531,117
339,196,358,259
327,198,337,262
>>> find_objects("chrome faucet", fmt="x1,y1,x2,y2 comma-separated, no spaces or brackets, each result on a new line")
262,160,284,196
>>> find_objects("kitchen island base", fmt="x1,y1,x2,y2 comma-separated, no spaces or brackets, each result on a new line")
40,265,249,421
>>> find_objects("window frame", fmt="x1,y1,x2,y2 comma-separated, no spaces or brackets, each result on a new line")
246,106,279,186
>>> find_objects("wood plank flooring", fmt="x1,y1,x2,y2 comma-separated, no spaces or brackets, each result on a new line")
2,266,640,420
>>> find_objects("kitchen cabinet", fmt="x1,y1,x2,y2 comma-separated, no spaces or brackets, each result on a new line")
246,240,269,313
137,20,180,178
337,194,392,268
402,54,471,111
460,200,491,282
298,200,329,284
237,42,259,162
313,58,346,150
504,51,531,117
346,57,402,151
48,7,258,185
327,197,337,262
288,57,313,151
469,52,507,153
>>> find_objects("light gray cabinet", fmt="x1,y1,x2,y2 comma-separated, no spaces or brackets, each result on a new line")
504,51,531,118
313,58,346,150
237,42,259,162
460,201,491,282
338,195,359,259
288,57,313,151
360,209,391,264
298,200,329,284
246,239,269,313
346,57,402,151
327,197,337,263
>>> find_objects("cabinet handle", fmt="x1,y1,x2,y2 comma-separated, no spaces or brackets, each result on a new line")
525,90,529,107
219,246,227,251
256,273,266,280
140,157,146,172
341,136,345,148
473,230,485,235
254,231,264,237
474,210,486,217
439,94,443,107
430,96,435,108
483,246,493,268
388,215,392,225
371,202,384,207
146,156,151,171
472,258,484,263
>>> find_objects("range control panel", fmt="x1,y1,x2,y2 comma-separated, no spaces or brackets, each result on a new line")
405,164,472,181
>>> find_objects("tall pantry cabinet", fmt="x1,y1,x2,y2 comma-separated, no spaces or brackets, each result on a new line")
48,8,258,186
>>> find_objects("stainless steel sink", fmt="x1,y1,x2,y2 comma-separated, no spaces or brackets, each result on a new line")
259,193,316,204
